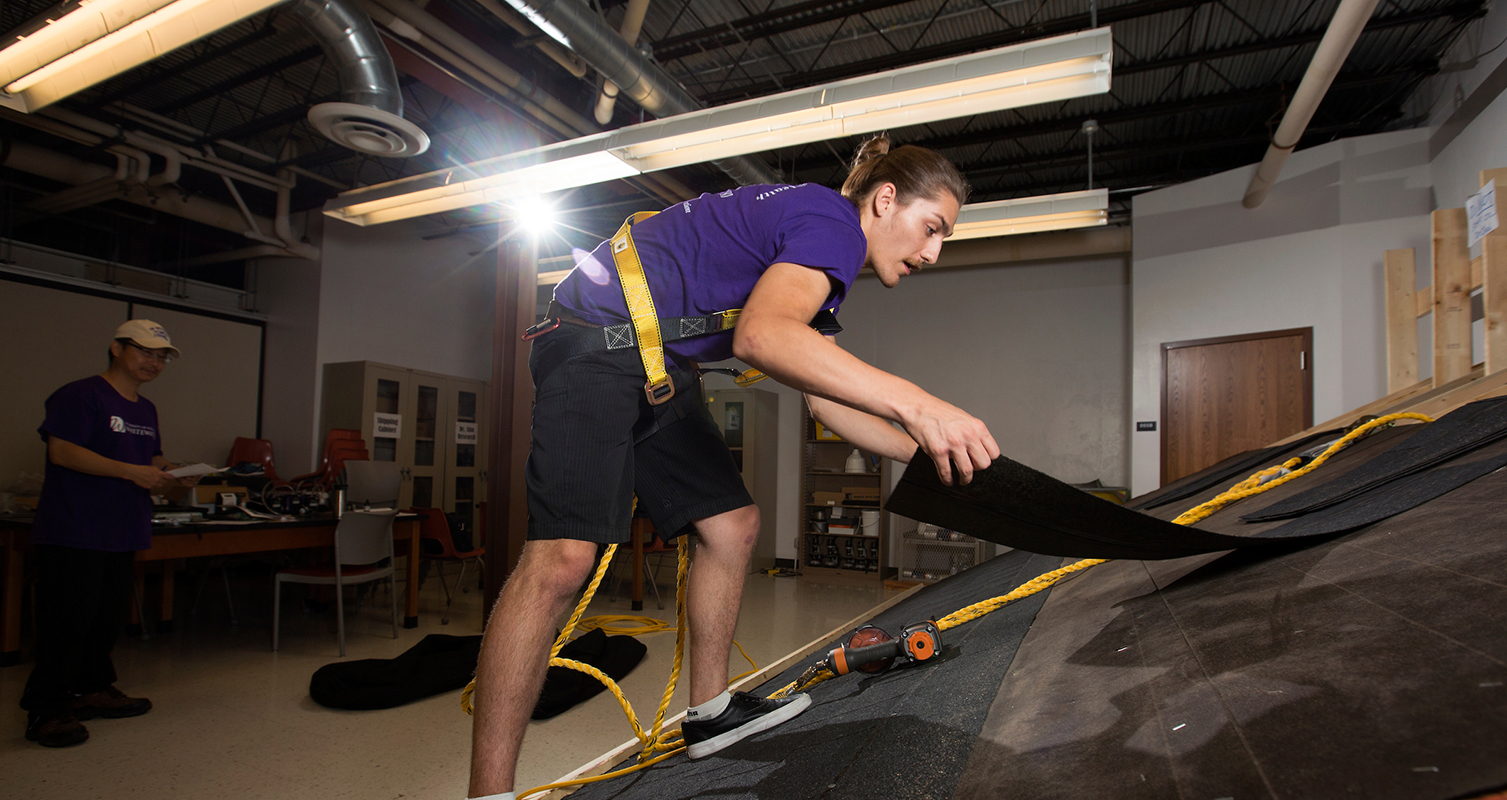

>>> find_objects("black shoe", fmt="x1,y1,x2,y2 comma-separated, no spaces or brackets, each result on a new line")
681,691,812,759
72,686,152,720
25,714,89,747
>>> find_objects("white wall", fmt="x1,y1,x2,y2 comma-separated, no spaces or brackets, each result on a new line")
701,253,1131,565
1130,128,1435,496
257,215,498,471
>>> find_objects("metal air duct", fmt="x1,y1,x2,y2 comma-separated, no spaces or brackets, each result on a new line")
501,0,780,186
289,0,430,157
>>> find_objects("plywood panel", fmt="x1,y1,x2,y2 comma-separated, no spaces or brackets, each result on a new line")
1384,249,1418,392
0,279,128,483
1481,177,1507,375
131,305,263,466
1431,208,1472,386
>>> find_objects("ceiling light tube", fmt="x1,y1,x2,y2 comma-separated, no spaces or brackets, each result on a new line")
325,28,1113,226
948,189,1109,240
0,0,285,113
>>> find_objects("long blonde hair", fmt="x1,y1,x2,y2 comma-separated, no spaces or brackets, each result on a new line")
840,134,970,209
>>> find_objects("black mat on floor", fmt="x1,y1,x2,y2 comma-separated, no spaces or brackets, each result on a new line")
1125,430,1337,512
534,627,648,719
954,465,1507,800
310,634,481,710
1242,397,1507,521
566,548,1067,800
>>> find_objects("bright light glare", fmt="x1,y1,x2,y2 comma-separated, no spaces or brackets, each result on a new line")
512,199,556,235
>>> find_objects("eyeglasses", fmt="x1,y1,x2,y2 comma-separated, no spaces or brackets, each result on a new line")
124,341,174,364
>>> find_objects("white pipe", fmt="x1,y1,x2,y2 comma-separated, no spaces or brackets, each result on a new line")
2,139,316,258
1242,0,1381,208
274,169,321,260
593,0,651,125
470,0,587,77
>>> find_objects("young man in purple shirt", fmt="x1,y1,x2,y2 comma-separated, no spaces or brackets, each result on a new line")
469,137,1000,800
21,319,196,747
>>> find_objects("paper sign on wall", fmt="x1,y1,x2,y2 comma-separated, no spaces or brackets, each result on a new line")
1468,181,1499,247
374,412,402,439
456,421,477,446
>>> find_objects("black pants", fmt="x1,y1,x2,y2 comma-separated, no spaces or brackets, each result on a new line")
20,544,135,720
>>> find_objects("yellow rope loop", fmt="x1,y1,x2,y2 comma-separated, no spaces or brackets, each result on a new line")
938,557,1107,630
1172,413,1432,527
550,656,651,746
553,544,620,659
641,537,693,761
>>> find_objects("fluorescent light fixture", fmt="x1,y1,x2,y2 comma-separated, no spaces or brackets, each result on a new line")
326,27,1113,226
0,0,284,113
949,188,1108,240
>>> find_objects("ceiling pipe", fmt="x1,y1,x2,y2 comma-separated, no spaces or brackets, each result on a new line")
468,0,588,78
592,0,651,125
361,0,598,136
287,0,430,157
2,138,317,259
1242,0,1382,208
500,0,781,186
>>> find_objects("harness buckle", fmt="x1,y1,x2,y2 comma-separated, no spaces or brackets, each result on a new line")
645,376,675,405
522,318,561,341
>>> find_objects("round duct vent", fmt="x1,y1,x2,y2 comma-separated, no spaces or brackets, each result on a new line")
308,102,430,158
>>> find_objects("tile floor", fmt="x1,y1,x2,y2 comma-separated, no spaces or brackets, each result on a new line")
0,557,899,799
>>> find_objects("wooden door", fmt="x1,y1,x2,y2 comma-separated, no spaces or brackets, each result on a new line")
1161,328,1312,485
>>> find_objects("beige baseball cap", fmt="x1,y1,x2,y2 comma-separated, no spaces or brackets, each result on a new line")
114,319,181,359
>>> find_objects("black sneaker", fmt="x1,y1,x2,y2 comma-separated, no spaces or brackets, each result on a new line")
25,713,89,748
681,691,812,759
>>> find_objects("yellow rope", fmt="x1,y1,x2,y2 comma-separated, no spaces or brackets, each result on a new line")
498,411,1433,797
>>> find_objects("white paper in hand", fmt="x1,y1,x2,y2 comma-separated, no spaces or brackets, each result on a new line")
166,463,229,478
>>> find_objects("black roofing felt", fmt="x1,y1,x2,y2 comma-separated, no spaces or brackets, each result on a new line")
567,548,1068,800
568,401,1507,799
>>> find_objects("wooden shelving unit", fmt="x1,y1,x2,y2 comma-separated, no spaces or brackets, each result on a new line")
800,413,887,583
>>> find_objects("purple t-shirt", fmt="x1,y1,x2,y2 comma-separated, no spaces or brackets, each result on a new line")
552,183,866,364
32,375,163,552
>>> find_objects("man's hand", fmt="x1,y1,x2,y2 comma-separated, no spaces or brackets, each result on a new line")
899,399,999,486
125,463,173,491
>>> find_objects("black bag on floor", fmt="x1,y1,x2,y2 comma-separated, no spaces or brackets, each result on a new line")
533,627,647,719
310,634,482,710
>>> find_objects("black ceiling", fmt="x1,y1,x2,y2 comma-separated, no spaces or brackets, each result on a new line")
0,0,1486,279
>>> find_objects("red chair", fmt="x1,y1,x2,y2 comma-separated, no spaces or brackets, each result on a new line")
284,430,368,490
408,508,485,625
226,437,279,480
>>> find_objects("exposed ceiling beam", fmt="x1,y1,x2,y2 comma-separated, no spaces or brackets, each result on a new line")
691,0,1214,103
794,60,1439,169
153,46,324,115
653,0,917,62
95,24,282,105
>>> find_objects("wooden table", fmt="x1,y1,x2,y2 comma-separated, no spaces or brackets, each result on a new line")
1,514,423,667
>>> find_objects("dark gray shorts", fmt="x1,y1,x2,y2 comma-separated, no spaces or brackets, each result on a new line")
525,324,753,544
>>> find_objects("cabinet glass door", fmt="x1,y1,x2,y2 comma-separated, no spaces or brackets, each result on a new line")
444,383,484,536
408,381,446,510
373,378,401,462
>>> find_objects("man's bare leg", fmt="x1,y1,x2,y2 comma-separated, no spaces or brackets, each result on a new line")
685,504,761,706
468,538,600,798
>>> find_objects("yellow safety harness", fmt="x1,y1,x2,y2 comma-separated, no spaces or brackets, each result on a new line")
608,211,759,401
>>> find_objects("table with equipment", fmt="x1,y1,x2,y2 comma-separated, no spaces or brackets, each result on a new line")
0,513,424,666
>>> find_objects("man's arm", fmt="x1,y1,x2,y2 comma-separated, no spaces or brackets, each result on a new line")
805,375,917,463
733,262,999,485
49,437,172,491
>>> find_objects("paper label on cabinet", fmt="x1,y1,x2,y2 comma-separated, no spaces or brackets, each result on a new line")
456,421,477,445
374,412,402,439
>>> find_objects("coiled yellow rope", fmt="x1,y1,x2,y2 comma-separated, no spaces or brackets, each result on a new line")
481,411,1432,797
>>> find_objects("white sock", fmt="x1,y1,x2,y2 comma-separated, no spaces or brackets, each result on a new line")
687,690,731,720
468,793,515,800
